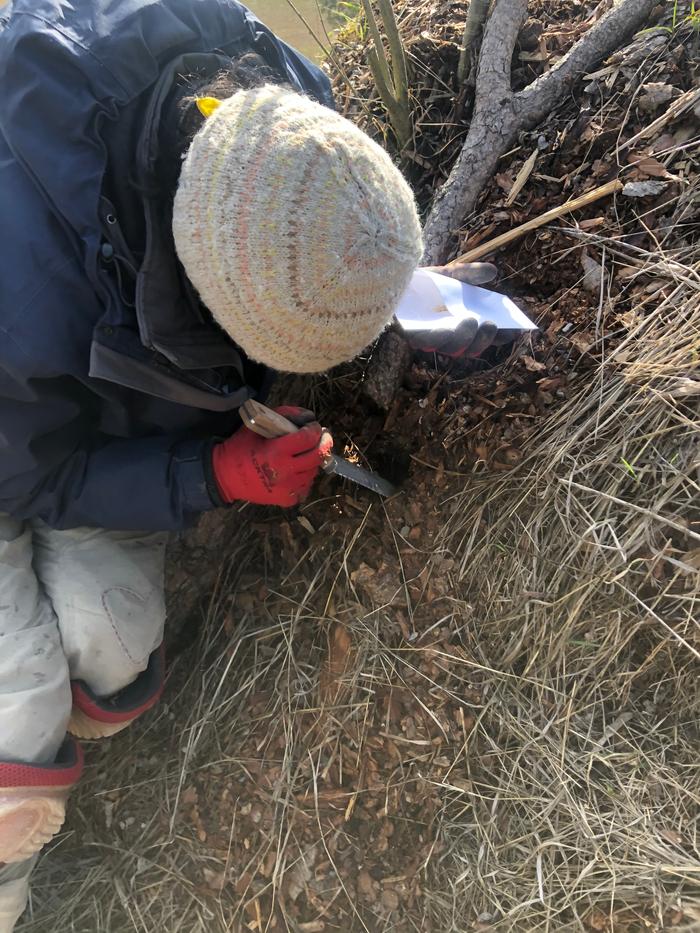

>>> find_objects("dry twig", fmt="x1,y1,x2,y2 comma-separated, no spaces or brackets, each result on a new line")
450,179,623,263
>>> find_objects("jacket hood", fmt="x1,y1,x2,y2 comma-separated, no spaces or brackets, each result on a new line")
0,0,332,256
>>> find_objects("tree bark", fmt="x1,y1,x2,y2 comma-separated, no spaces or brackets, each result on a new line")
422,0,659,265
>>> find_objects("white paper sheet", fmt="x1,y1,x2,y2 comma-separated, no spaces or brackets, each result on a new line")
395,269,537,333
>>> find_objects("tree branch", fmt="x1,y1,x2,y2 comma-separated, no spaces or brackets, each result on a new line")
473,0,529,101
362,0,412,149
518,0,660,120
377,0,411,91
457,0,491,87
422,0,658,265
361,0,393,92
369,47,411,147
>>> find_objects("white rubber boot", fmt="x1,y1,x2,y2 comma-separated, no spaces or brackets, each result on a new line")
0,740,83,865
68,645,165,740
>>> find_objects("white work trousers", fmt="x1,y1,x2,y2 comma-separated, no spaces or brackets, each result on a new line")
0,513,167,763
0,513,167,932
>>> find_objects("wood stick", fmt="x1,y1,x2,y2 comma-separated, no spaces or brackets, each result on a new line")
448,179,623,265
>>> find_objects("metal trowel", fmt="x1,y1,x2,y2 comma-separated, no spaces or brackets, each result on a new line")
239,400,396,498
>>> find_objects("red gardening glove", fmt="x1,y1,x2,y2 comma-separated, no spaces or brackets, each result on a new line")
212,408,333,507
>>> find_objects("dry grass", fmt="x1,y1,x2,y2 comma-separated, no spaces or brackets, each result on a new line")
422,253,700,930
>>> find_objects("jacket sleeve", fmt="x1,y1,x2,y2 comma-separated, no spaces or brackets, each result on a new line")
0,355,219,532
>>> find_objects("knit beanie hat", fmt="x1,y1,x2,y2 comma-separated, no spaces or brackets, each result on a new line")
172,84,423,374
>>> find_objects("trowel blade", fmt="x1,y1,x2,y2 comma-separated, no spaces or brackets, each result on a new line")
323,455,396,498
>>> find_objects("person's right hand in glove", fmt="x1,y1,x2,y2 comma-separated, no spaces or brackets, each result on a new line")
212,407,332,508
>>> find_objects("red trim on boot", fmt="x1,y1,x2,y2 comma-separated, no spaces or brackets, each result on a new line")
71,644,165,726
0,738,83,790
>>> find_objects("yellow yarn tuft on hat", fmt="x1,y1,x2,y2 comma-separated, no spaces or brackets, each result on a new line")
172,85,423,374
195,97,222,118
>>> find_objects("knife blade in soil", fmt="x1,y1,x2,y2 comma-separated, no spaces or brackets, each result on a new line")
323,455,396,498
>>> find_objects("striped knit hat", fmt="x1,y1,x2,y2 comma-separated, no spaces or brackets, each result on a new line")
172,85,423,374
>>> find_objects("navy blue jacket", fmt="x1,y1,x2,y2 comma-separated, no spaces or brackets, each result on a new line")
0,0,332,531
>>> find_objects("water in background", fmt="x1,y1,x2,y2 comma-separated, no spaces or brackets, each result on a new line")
246,0,340,60
0,2,339,58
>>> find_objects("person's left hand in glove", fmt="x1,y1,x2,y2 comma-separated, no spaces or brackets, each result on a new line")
405,262,521,358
